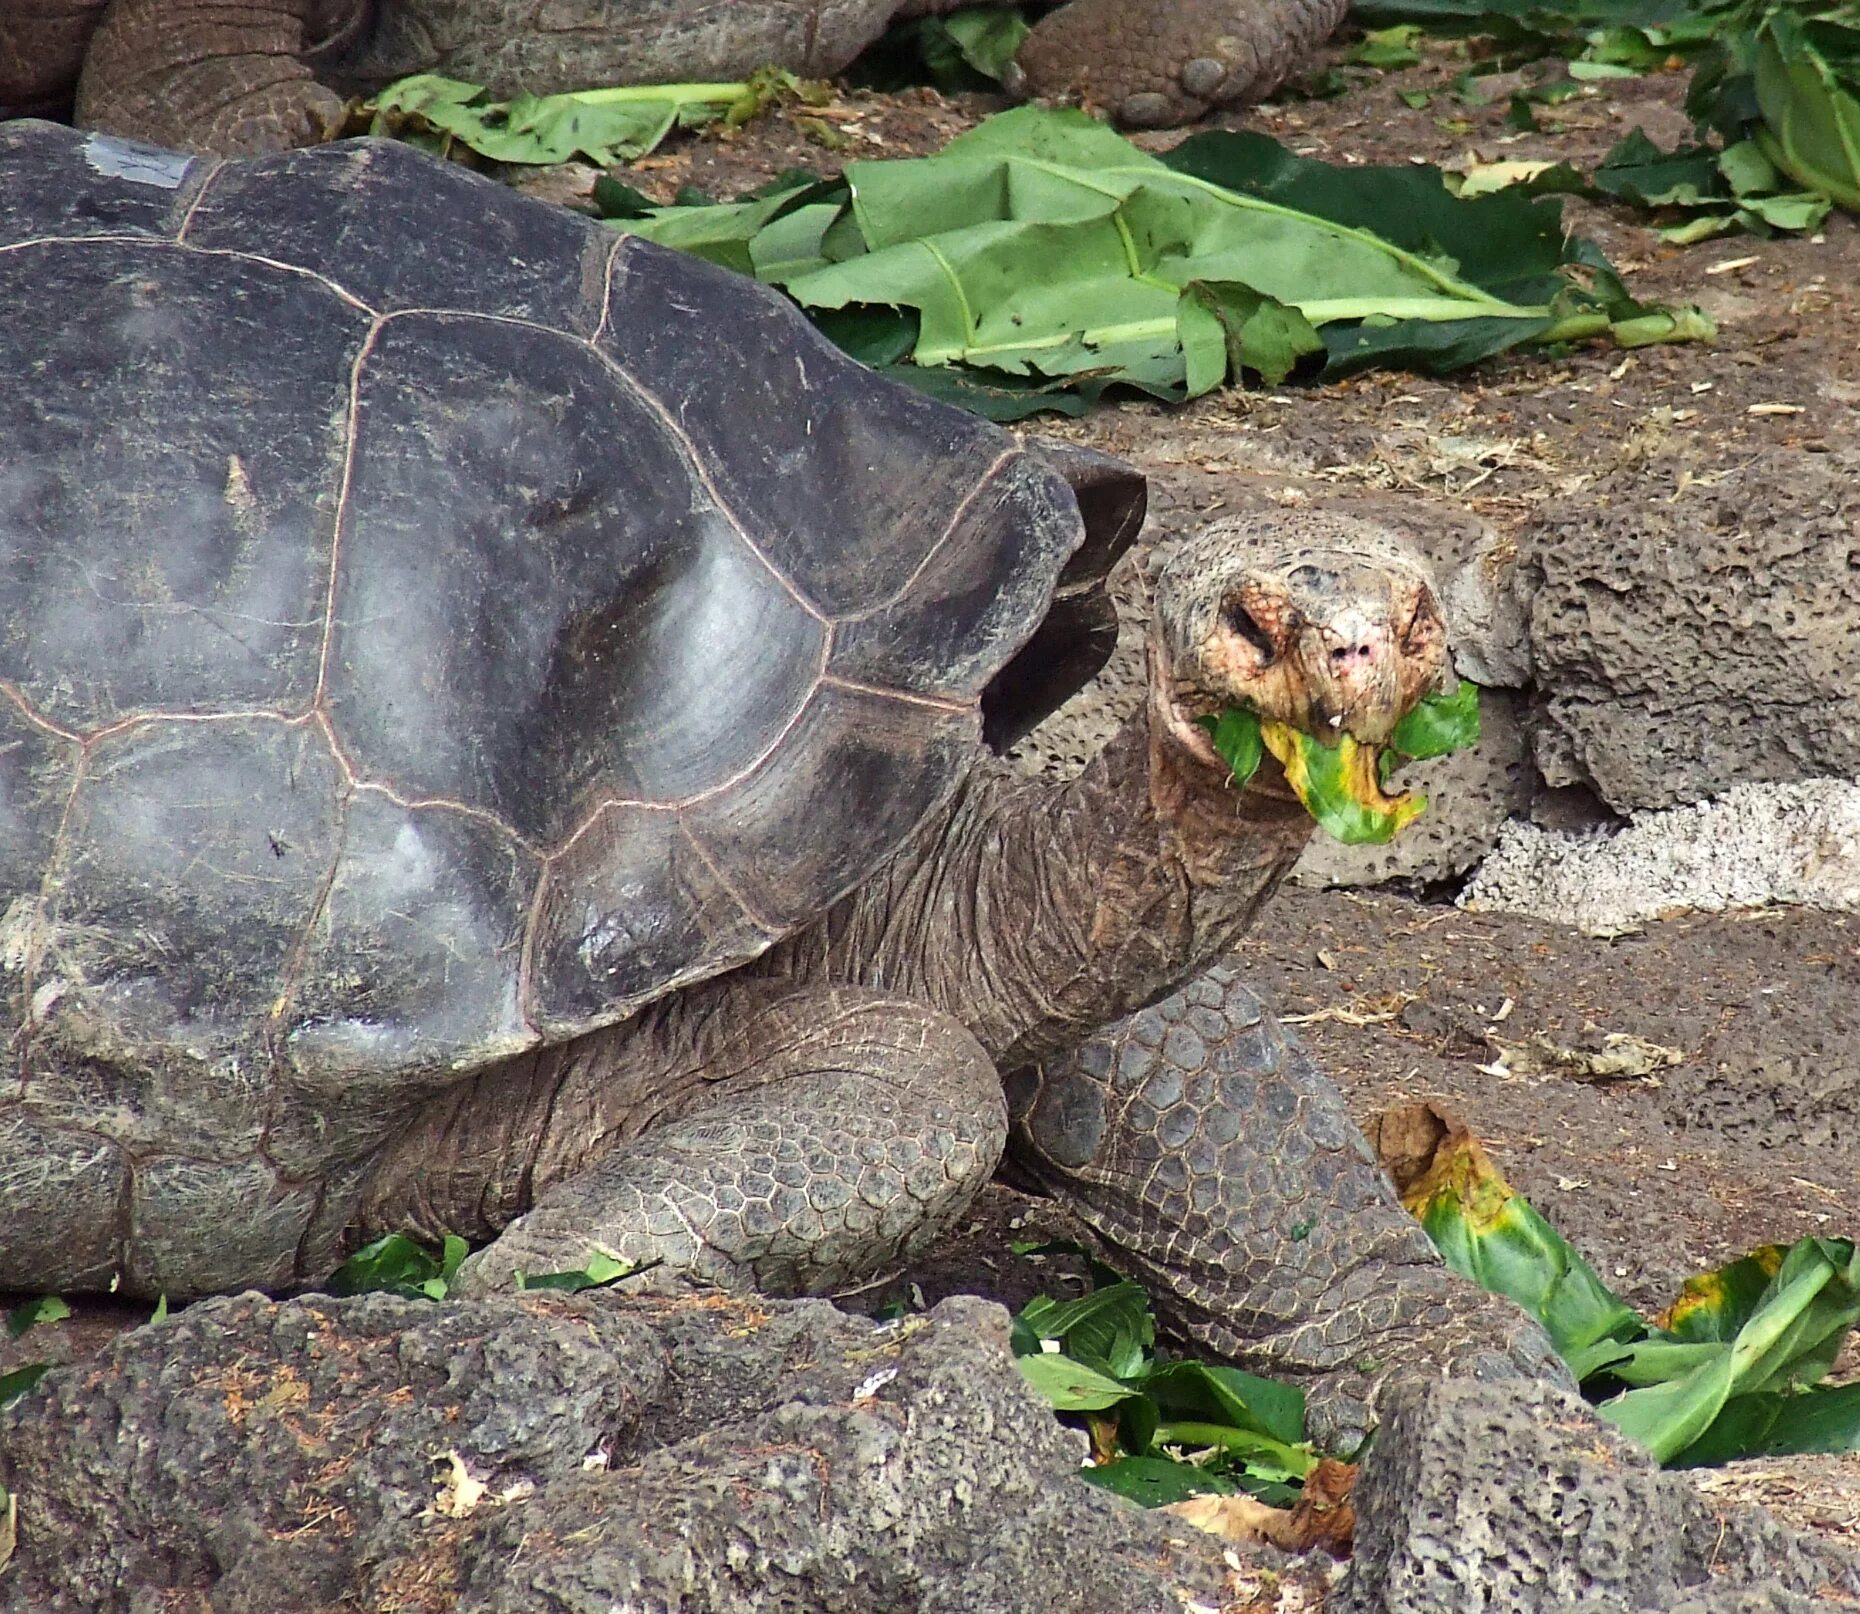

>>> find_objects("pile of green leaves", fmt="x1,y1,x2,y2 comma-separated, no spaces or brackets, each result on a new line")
1010,1274,1320,1504
1403,1127,1860,1464
1201,681,1483,845
1588,125,1833,236
355,66,829,166
603,105,1708,420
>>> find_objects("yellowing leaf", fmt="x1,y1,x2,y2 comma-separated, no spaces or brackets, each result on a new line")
1259,720,1427,844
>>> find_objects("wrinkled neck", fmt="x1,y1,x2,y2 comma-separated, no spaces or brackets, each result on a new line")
768,713,1314,1068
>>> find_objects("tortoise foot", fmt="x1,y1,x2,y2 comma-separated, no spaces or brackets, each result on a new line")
1011,0,1352,124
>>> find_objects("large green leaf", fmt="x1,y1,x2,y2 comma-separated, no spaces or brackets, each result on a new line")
1753,10,1860,208
616,106,1702,411
1598,1238,1860,1462
1080,1455,1240,1505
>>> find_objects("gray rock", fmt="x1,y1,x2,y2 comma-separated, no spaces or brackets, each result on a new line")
0,1290,1233,1613
1336,1377,1859,1614
1522,446,1860,811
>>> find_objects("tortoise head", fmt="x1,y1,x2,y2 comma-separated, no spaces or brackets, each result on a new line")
1150,510,1447,767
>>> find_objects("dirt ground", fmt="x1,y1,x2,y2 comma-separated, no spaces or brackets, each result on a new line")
6,35,1857,1560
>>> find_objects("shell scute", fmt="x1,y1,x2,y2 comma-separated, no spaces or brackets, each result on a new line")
181,138,612,330
598,237,1035,623
0,240,358,732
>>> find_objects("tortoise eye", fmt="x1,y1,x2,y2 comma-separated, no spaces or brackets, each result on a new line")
1400,596,1441,650
1222,598,1276,662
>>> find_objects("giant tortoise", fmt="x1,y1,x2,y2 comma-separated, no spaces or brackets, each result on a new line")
0,119,1555,1438
1,0,1351,154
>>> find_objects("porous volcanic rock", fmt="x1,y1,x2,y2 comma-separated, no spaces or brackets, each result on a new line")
1521,445,1860,813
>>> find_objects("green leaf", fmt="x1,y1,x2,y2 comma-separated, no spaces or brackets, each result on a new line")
1401,1126,1646,1363
329,1232,451,1299
1081,1455,1240,1505
1014,1282,1156,1379
1659,1245,1787,1343
1390,681,1482,759
872,361,1095,420
1599,1238,1860,1463
1673,1378,1860,1466
513,1249,638,1293
0,1364,48,1409
1183,281,1326,387
1196,707,1265,787
1753,13,1860,211
942,7,1033,80
1348,24,1427,66
1262,724,1429,844
1016,1350,1142,1411
1145,1360,1311,1452
5,1296,70,1339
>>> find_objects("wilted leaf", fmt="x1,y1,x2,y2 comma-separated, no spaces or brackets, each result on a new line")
1375,1101,1645,1363
1496,1029,1684,1083
1164,1457,1357,1555
430,1451,489,1518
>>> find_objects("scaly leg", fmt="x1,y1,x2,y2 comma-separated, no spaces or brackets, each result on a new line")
76,0,354,153
451,988,1006,1299
1007,962,1570,1449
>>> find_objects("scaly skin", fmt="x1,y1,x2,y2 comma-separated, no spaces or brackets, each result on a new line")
3,0,1348,154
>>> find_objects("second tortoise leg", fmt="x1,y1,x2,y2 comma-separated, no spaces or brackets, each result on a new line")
451,987,1007,1300
1010,0,1352,126
74,0,352,153
1006,961,1571,1449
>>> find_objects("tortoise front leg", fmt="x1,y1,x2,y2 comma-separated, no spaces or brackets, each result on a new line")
450,989,1006,1300
1007,963,1570,1449
75,0,355,153
1010,0,1350,126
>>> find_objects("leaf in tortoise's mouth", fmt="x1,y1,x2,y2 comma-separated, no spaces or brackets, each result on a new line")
1196,683,1481,846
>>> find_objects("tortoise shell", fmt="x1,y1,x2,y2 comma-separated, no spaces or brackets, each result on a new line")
0,121,1141,1286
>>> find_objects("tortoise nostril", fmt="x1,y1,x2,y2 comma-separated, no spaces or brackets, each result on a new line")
1222,598,1276,662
